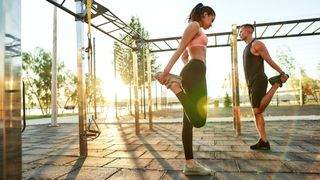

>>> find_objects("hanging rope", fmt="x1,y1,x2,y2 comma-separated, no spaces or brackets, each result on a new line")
83,0,101,141
86,0,91,35
85,0,92,55
85,0,92,76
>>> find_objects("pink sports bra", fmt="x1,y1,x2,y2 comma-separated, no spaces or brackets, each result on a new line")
188,30,208,48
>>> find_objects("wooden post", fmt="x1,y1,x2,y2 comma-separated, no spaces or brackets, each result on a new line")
132,43,140,135
146,50,153,130
231,24,241,136
300,68,303,106
113,50,118,119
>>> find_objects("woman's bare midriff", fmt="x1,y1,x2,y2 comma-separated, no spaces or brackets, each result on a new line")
188,46,206,62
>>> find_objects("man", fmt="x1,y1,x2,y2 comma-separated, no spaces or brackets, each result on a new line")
239,24,289,150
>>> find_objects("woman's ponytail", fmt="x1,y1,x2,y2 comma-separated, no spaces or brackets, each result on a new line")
188,3,215,22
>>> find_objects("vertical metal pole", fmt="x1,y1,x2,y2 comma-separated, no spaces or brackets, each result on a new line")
142,43,146,119
300,68,303,106
75,0,87,156
128,55,132,115
231,24,241,136
50,0,58,127
254,21,257,39
146,50,153,130
155,81,158,110
87,40,92,114
132,45,140,135
113,50,118,119
22,82,26,133
0,0,22,178
160,85,163,109
140,87,143,113
93,38,97,119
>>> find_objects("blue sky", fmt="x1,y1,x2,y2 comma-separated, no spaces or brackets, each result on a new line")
22,0,320,100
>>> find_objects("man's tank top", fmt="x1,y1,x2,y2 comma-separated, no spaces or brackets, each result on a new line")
243,39,266,86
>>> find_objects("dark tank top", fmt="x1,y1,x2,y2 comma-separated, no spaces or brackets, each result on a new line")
243,39,266,86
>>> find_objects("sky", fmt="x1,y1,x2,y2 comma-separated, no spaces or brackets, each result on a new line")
21,0,320,101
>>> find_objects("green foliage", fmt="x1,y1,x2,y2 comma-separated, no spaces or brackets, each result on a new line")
301,69,320,103
275,46,300,101
113,16,161,87
22,47,78,115
85,74,105,112
275,46,296,75
22,48,53,114
58,68,78,111
223,92,232,108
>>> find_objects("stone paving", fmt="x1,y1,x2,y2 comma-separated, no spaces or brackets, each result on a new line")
22,120,320,179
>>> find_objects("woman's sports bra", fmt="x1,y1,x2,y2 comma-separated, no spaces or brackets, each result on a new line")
188,30,208,48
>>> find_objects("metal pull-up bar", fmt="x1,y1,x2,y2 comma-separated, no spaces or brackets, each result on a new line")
45,0,146,49
147,17,320,52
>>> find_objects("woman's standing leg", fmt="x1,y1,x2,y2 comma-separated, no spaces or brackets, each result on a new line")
182,112,193,160
178,60,210,175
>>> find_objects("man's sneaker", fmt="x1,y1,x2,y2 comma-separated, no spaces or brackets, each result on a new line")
183,161,211,175
250,138,271,150
268,74,289,87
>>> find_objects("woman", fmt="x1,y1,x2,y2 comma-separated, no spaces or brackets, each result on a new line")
156,3,215,176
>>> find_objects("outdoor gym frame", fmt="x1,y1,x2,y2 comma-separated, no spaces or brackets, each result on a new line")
1,1,320,178
2,1,320,179
46,0,320,156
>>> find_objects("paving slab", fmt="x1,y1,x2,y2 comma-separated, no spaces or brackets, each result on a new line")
23,165,79,179
107,169,164,180
59,167,119,180
284,161,320,173
104,158,153,169
21,120,320,179
236,160,291,173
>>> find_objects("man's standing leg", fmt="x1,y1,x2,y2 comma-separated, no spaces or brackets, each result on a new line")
251,107,270,150
253,108,267,142
250,79,271,150
253,83,280,142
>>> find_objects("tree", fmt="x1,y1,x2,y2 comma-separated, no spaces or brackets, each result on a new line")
275,46,300,102
22,48,77,115
85,75,105,113
113,16,161,114
58,69,78,114
275,46,296,75
224,92,232,108
301,69,320,103
114,16,160,86
22,48,54,114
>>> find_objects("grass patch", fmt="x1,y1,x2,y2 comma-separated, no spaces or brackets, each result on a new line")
26,113,77,120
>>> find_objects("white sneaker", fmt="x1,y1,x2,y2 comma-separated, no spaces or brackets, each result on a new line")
183,161,211,175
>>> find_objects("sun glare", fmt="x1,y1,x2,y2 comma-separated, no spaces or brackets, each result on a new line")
102,76,129,102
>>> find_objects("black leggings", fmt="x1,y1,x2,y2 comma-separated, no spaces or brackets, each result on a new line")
177,59,207,160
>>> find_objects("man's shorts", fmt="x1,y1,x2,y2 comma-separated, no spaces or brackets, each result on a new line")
248,77,268,108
